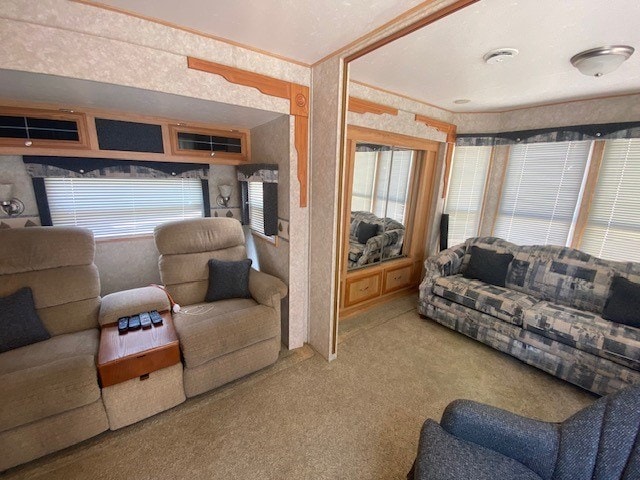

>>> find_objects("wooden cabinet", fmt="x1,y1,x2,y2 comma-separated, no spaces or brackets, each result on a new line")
383,264,412,294
344,271,382,307
169,124,249,162
0,106,90,150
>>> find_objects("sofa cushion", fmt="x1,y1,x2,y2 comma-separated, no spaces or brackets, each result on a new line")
173,299,280,368
348,239,365,265
523,302,640,370
0,287,50,353
433,275,538,326
602,276,640,327
505,245,626,314
205,258,252,302
356,221,379,244
0,329,101,432
464,246,513,287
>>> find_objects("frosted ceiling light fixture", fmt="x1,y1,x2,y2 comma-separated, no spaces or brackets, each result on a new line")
483,48,519,64
570,45,634,77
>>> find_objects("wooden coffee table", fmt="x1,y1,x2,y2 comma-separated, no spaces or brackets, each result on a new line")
97,311,181,387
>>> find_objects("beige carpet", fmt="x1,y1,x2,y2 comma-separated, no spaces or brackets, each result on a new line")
4,294,595,479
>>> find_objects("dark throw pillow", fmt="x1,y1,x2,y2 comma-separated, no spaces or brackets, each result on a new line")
205,258,253,302
357,222,379,244
602,276,640,327
0,287,50,353
463,246,514,287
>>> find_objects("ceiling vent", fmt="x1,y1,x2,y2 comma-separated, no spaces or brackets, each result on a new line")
483,48,519,64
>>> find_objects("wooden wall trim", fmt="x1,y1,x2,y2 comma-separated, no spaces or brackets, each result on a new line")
414,114,457,198
348,97,399,116
571,140,606,249
187,57,309,207
187,57,291,99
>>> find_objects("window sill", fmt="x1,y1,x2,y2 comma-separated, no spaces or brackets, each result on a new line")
251,230,279,246
95,233,155,243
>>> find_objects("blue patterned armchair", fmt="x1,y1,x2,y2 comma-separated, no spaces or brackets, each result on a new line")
409,384,640,480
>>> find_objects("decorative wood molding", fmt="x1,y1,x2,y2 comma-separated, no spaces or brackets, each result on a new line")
187,56,309,207
414,114,457,198
348,97,398,116
414,114,457,143
187,57,291,99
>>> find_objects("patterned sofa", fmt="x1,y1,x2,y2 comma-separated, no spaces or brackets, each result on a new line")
348,211,405,268
418,237,640,396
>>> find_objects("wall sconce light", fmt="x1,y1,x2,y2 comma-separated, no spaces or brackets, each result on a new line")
0,183,25,217
217,184,232,208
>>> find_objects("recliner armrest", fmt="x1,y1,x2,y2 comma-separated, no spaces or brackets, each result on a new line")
99,286,170,326
249,269,288,308
441,399,560,480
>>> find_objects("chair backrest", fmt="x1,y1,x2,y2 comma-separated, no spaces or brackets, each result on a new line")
0,227,100,335
555,384,640,480
154,218,247,306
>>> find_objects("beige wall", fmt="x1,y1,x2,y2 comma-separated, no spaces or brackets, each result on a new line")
249,115,292,345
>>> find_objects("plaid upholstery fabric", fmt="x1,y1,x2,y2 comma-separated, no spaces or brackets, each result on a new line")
420,294,640,396
433,275,538,327
505,246,640,314
523,302,640,370
419,237,640,396
348,211,405,268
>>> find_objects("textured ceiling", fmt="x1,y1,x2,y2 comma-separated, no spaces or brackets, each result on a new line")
0,70,283,128
89,0,426,64
350,0,640,112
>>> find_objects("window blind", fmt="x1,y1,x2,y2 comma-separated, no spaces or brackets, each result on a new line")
580,139,640,262
383,149,414,224
351,151,377,212
45,177,204,239
248,181,265,235
444,145,491,245
494,141,591,246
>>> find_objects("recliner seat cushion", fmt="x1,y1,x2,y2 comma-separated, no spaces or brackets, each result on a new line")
0,355,101,431
173,299,280,368
523,301,640,370
433,275,538,326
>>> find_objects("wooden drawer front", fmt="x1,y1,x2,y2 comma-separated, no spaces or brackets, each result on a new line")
345,273,382,307
98,344,181,388
384,265,412,293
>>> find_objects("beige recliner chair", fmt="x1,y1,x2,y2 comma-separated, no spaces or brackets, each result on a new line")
0,227,109,471
154,218,288,398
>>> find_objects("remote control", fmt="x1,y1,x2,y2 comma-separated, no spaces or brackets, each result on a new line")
139,312,152,329
118,317,129,335
150,310,163,326
128,314,141,330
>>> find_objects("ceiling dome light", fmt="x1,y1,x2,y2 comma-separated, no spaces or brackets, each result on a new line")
483,48,519,64
571,45,634,77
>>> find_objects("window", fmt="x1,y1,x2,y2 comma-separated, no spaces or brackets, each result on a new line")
45,177,204,239
494,141,591,246
351,145,414,224
247,181,266,235
580,139,640,262
444,145,491,245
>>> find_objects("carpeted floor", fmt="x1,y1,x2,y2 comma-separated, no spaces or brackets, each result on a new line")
3,294,595,479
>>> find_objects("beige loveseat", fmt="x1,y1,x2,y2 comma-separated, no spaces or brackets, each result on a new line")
0,227,109,471
155,218,288,398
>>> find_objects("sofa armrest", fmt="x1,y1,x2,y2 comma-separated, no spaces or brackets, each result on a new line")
99,286,170,326
420,243,466,290
249,269,288,308
441,399,560,480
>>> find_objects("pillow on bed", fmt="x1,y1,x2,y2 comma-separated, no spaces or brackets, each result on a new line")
463,246,513,287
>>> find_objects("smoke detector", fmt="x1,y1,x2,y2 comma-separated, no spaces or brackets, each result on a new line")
483,48,519,64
